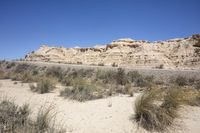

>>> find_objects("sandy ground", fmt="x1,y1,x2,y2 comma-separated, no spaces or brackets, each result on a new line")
0,79,200,133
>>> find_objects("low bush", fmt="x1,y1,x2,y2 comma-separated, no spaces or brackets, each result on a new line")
134,76,154,88
14,63,30,73
195,81,200,90
96,69,116,84
125,84,134,96
0,100,30,132
155,64,164,69
0,70,5,79
20,72,35,83
98,63,104,66
6,62,16,69
60,78,103,102
127,71,154,88
116,68,128,85
0,99,65,133
112,62,118,67
46,67,64,82
77,61,82,64
30,77,56,94
127,71,142,83
174,75,188,86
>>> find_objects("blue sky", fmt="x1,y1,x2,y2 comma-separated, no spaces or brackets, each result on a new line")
0,0,200,59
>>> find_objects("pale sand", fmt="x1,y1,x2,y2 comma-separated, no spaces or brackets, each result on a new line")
0,79,200,133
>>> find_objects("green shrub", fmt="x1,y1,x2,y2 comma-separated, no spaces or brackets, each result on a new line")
127,71,142,83
127,71,154,88
30,77,56,94
46,67,64,81
175,76,187,86
96,69,116,84
20,72,35,83
61,77,74,86
188,77,196,85
60,78,103,101
116,68,128,85
76,69,94,78
135,76,152,88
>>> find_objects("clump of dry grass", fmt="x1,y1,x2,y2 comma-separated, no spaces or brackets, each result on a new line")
116,68,128,85
0,98,65,133
134,87,182,131
195,81,200,90
125,84,134,96
174,75,188,86
30,77,56,94
134,85,200,132
0,70,5,79
60,78,103,102
134,88,168,131
0,99,30,132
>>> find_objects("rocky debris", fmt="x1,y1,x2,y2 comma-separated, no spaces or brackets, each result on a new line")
24,34,200,69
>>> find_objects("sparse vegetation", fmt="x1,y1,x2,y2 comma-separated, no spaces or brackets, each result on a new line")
195,81,200,90
30,77,56,94
134,87,183,131
112,62,118,67
1,61,200,103
6,62,16,69
134,85,200,131
116,68,128,85
60,78,103,102
98,63,104,66
175,75,188,86
0,98,65,133
77,61,82,64
134,88,164,131
0,70,5,79
156,64,164,69
46,67,64,82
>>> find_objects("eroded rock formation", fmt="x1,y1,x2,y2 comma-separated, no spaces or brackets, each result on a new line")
25,34,200,69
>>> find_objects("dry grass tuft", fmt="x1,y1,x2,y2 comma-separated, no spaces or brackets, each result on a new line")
0,98,65,133
134,87,181,131
30,77,56,94
60,78,103,102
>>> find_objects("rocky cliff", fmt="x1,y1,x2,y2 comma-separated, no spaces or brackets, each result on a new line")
25,34,200,69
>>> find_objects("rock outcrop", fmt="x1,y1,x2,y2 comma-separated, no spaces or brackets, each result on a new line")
24,34,200,69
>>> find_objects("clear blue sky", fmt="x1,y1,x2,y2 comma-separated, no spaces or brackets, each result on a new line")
0,0,200,59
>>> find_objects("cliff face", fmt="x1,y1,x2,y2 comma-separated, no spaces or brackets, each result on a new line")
25,34,200,69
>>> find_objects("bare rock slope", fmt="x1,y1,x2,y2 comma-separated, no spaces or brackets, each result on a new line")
25,34,200,69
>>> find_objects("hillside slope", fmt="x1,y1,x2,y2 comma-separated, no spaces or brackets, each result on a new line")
25,34,200,69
